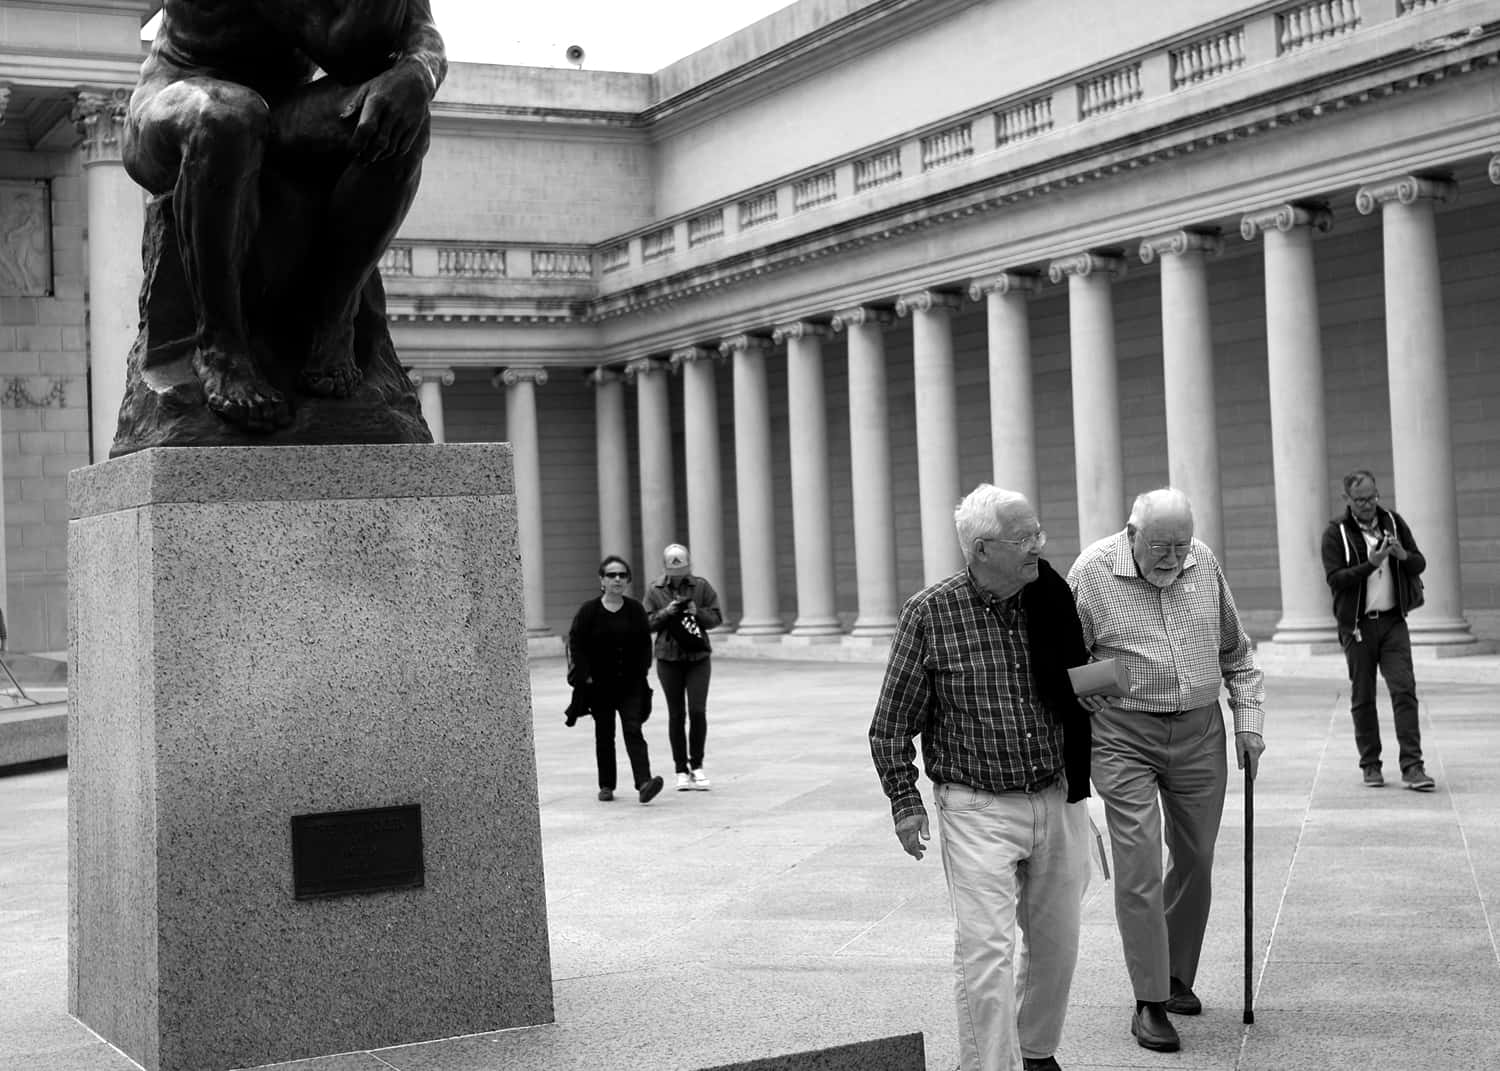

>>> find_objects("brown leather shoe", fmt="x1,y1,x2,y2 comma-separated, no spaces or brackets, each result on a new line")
1165,976,1202,1015
1131,1002,1181,1052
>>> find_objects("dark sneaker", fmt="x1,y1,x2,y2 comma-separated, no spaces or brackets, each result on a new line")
1402,765,1435,791
1362,766,1385,788
1023,1057,1062,1071
597,789,614,802
1165,977,1202,1015
638,776,664,803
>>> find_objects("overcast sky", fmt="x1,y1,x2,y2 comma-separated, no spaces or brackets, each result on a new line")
143,2,799,73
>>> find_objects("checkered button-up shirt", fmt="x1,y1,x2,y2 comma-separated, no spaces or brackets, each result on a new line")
1068,530,1265,735
869,571,1065,826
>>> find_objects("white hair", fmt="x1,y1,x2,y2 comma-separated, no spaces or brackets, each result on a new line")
954,484,1031,564
1127,487,1194,532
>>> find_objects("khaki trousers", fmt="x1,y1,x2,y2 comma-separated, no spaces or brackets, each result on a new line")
936,778,1091,1071
1090,702,1227,1002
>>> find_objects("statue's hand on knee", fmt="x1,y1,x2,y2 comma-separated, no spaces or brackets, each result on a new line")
339,62,434,164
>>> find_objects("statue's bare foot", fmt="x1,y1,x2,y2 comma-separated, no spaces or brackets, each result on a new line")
301,323,362,399
192,347,292,431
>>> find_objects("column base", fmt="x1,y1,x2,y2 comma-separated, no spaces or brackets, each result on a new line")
734,619,788,637
1269,615,1339,646
789,619,843,637
783,633,844,647
847,618,897,638
1408,615,1480,647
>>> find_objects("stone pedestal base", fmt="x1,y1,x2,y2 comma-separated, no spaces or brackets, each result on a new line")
67,444,553,1071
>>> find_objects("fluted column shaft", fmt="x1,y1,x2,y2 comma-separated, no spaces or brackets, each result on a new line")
589,369,632,562
722,335,782,635
1242,204,1336,644
833,307,898,637
1049,253,1125,546
774,323,840,635
672,347,730,626
1140,231,1225,555
498,367,551,637
1357,175,1473,643
74,89,144,461
407,366,454,443
969,275,1040,506
897,291,964,584
627,358,676,569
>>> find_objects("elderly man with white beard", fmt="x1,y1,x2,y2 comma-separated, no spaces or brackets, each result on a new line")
1067,488,1265,1055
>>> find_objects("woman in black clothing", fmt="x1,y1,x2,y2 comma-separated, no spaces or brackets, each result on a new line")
565,555,665,804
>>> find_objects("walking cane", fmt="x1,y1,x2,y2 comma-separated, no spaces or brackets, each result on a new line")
1243,764,1255,1025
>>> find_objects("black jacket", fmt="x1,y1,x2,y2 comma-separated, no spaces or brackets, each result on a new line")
565,596,652,692
1321,505,1427,630
1021,559,1095,803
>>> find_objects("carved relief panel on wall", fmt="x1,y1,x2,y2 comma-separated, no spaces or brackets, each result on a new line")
0,180,51,297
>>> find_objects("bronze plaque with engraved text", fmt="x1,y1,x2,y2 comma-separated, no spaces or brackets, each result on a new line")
291,804,424,899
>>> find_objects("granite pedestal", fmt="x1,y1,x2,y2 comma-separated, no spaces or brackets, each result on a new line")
67,444,553,1071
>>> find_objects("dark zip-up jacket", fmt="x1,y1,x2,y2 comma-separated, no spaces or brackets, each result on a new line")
1321,505,1427,630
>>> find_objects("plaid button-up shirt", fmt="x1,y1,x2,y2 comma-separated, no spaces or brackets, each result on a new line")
869,571,1065,826
1068,530,1265,735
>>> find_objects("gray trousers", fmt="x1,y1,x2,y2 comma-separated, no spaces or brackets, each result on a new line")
1090,702,1227,1002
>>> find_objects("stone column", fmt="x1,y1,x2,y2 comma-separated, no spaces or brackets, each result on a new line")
968,273,1040,506
407,366,455,443
588,368,632,562
1241,203,1337,645
772,322,841,637
831,306,898,638
896,290,964,584
497,366,551,637
74,88,145,462
626,357,676,570
1356,174,1474,645
1139,230,1225,556
670,346,730,627
1048,252,1127,546
720,334,783,635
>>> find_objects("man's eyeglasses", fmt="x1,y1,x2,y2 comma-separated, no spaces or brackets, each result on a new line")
602,571,630,579
985,529,1047,550
1349,493,1379,507
1146,542,1192,557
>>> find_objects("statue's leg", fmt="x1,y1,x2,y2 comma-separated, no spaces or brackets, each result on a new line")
125,75,291,430
269,83,430,398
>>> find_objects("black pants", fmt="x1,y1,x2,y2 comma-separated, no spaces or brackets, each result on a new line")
1339,614,1422,773
656,657,711,773
592,683,652,792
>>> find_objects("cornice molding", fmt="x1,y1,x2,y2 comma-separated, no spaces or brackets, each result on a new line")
1047,252,1126,283
1139,228,1223,264
968,272,1041,301
830,306,894,331
894,290,962,317
1354,172,1458,215
1239,201,1334,240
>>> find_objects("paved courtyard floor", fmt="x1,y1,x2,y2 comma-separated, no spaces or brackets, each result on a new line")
3,657,1498,1069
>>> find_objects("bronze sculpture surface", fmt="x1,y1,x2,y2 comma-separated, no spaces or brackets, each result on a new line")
112,0,447,456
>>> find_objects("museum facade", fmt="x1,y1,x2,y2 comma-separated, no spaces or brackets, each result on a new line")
2,0,1498,652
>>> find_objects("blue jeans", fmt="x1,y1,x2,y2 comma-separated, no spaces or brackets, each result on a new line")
656,657,711,772
1339,615,1422,773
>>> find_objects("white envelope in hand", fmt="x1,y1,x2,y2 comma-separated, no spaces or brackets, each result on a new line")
1067,658,1132,698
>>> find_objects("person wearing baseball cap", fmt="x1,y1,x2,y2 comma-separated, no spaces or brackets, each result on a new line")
644,543,723,791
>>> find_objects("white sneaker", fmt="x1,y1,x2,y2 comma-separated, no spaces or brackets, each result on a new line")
690,768,711,790
675,772,694,791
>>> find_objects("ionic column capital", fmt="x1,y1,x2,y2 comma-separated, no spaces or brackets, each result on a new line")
622,356,669,381
492,366,549,389
830,306,894,332
669,345,722,371
1355,173,1457,215
1239,201,1333,241
718,333,774,358
0,85,11,124
771,321,831,344
406,365,455,388
895,290,963,317
586,366,624,387
1139,228,1223,264
968,272,1041,301
1489,153,1500,186
1046,252,1126,284
71,87,130,165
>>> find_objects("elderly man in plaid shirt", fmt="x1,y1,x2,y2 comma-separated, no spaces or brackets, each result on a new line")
870,485,1094,1071
1068,488,1265,1054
